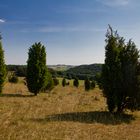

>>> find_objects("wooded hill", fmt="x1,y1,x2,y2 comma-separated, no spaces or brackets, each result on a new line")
63,64,102,80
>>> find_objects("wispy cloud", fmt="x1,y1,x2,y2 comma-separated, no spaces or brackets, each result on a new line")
0,19,5,23
38,26,105,33
96,0,131,7
19,26,106,33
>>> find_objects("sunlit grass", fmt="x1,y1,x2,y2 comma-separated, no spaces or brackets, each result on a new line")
0,78,139,140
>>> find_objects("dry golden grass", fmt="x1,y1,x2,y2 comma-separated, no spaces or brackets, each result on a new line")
0,80,140,140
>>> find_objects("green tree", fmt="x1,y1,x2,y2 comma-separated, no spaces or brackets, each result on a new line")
95,72,102,89
119,40,140,111
26,42,48,95
45,71,54,91
62,78,66,87
0,35,6,93
53,77,59,86
102,26,140,113
73,77,79,88
90,80,96,89
84,77,90,91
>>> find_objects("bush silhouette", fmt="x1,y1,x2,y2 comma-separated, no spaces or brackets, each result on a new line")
73,77,79,88
62,78,66,87
90,80,95,89
85,78,90,91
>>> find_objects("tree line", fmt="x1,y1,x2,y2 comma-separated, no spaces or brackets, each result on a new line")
6,63,102,81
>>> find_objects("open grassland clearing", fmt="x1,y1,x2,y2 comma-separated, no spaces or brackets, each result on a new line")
0,80,140,140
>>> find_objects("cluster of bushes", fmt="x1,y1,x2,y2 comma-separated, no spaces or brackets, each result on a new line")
61,77,96,91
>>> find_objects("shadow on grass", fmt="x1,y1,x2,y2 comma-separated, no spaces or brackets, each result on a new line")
31,111,135,125
0,93,34,98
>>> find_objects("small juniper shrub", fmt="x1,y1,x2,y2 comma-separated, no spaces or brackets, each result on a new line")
85,77,90,91
90,80,96,89
53,77,59,86
73,77,79,88
62,78,66,87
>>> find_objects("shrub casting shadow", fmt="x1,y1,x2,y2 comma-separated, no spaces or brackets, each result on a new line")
0,93,34,98
31,111,135,125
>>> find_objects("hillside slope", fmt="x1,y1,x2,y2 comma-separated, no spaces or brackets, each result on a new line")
64,64,102,80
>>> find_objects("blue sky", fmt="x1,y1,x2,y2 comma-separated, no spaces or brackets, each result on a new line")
0,0,140,65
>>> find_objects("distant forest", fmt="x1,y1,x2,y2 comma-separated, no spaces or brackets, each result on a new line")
6,64,102,80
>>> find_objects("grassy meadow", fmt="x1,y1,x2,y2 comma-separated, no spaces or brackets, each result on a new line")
0,78,140,140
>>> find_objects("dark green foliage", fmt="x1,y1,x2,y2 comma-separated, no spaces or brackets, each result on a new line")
44,71,54,91
7,65,27,77
0,36,6,93
8,74,18,83
102,25,140,113
26,42,48,95
84,77,90,91
7,65,57,78
53,77,59,86
56,71,64,77
64,64,102,80
66,73,72,80
90,80,96,89
48,68,57,78
95,72,102,89
73,77,79,88
62,78,66,87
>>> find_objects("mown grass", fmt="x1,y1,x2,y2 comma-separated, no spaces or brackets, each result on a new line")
0,79,140,140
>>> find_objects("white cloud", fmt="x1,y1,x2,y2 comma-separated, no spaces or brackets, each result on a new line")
0,19,5,23
97,0,131,7
39,26,105,33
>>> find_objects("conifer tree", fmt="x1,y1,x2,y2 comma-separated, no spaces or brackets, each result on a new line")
90,80,96,89
0,34,6,93
53,77,59,86
102,26,140,113
73,77,79,88
62,78,66,87
85,77,90,91
27,42,48,95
